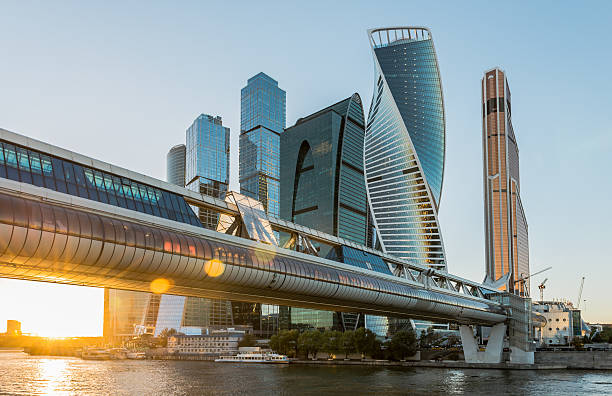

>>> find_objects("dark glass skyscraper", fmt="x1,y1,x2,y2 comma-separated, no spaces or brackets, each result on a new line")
239,72,286,216
186,114,230,229
280,94,369,332
365,27,447,271
482,68,529,295
281,93,368,245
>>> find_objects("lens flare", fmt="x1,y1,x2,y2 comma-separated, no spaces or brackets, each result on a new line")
204,259,225,277
150,278,171,294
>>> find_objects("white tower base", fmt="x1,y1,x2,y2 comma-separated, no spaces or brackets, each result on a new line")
460,323,506,363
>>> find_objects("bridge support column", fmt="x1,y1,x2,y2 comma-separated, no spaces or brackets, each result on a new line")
459,323,506,364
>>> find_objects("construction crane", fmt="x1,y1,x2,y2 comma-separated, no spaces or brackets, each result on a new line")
513,266,552,296
538,278,548,302
577,276,585,309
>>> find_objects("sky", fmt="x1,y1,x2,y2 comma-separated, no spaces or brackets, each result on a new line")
0,0,611,336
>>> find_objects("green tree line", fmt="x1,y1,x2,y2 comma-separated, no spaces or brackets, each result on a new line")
269,328,419,361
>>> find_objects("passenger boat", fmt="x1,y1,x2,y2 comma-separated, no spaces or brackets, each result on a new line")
126,351,147,360
81,348,111,360
215,350,289,364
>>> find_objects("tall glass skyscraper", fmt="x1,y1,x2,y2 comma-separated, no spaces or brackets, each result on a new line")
364,27,447,271
186,114,230,229
103,289,160,342
280,94,369,331
235,73,286,337
166,144,186,187
482,68,529,295
239,72,286,216
104,124,233,341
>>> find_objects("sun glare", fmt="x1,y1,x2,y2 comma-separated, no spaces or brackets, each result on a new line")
150,278,172,294
204,259,225,277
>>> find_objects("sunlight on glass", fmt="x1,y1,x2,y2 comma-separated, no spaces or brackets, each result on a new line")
254,248,276,264
204,259,225,277
150,278,171,294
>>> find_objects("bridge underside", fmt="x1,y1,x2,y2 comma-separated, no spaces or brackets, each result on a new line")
0,189,506,325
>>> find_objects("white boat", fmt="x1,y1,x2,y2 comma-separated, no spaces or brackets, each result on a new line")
81,348,111,360
126,351,147,360
215,350,289,364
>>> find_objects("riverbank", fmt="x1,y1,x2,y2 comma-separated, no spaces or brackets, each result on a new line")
290,359,566,370
536,351,612,370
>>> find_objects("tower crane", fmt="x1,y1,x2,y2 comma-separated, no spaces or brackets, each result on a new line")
513,266,552,297
577,276,585,309
538,278,548,303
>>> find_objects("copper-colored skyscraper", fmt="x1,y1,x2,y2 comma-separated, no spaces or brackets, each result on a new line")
482,68,529,295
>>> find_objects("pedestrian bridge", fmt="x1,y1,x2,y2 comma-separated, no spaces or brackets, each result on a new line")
0,128,507,326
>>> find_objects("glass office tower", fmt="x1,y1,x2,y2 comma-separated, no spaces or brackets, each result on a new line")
103,289,160,342
279,94,368,331
186,114,230,229
236,73,285,337
239,72,286,216
281,94,368,245
365,27,447,271
363,27,448,338
482,68,529,295
166,144,186,187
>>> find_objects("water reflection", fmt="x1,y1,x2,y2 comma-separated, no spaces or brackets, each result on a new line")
1,352,611,395
37,358,69,395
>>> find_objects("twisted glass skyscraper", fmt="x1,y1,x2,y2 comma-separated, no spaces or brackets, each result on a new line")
365,27,447,271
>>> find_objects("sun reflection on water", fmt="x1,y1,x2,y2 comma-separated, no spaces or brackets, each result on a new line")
37,358,70,395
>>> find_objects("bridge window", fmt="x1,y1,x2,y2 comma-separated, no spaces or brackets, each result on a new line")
0,139,202,228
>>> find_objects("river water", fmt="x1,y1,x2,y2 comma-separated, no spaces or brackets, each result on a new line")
1,351,612,395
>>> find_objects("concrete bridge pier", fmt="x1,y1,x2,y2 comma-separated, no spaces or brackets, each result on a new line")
460,323,506,363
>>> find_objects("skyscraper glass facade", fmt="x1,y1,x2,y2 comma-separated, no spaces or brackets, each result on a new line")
482,68,529,295
279,94,369,332
236,73,286,336
166,144,186,187
239,72,285,216
281,94,368,245
103,289,160,341
186,114,230,229
365,27,447,271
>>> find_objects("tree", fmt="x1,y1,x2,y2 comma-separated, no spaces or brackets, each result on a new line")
157,328,178,347
419,327,441,349
340,331,356,359
269,334,282,354
324,330,343,358
353,328,378,359
283,330,299,357
269,330,299,356
298,330,325,359
238,334,257,348
445,335,461,348
572,336,584,350
387,329,417,361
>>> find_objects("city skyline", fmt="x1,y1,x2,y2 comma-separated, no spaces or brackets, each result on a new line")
1,1,611,336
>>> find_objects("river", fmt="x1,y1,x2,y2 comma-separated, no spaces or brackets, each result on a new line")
1,351,611,395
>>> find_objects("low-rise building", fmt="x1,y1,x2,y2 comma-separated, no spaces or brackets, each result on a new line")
167,328,245,358
533,301,583,346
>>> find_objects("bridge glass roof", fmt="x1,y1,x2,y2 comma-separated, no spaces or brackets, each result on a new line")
0,139,202,227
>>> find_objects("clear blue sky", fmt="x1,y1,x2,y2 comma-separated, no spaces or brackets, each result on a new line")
1,0,610,335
